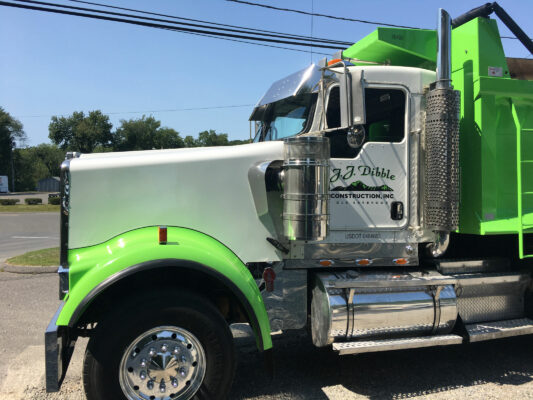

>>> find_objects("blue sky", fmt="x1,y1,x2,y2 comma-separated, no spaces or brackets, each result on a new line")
1,0,531,146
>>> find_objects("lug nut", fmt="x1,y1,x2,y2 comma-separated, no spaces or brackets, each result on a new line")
147,380,154,390
159,380,166,393
140,358,147,367
180,355,187,363
161,343,168,352
178,367,187,377
173,346,180,355
171,378,178,388
148,348,156,357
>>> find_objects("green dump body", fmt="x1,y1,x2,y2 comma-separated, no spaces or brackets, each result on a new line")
343,18,533,257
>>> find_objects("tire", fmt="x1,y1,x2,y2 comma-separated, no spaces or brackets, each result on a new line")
83,289,235,400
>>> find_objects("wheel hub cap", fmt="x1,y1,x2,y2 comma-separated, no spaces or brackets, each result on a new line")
119,326,206,400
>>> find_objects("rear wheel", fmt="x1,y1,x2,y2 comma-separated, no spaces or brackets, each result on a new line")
83,290,235,400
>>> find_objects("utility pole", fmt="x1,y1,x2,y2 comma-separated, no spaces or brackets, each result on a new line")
10,148,15,192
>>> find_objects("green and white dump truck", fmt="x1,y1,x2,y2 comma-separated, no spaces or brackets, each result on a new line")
46,4,533,399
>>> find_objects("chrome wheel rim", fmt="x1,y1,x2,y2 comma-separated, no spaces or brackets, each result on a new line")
119,326,206,400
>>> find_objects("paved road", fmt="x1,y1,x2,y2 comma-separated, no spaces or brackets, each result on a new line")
0,212,59,262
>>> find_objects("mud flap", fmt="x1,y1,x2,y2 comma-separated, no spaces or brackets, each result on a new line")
45,302,76,392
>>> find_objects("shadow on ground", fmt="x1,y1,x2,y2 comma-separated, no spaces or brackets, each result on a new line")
230,330,533,399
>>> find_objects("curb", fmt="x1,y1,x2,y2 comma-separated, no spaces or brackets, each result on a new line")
1,263,58,274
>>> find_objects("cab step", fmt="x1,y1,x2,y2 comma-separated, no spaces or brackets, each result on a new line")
465,318,533,342
332,334,463,355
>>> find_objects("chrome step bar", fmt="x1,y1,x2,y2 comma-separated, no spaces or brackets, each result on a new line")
466,318,533,342
332,318,533,355
332,334,463,355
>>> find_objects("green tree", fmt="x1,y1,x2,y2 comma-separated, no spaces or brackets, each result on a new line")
49,110,113,153
31,144,64,176
156,127,185,149
184,135,197,148
114,115,184,151
228,139,252,145
196,130,229,147
0,107,26,191
182,130,249,147
11,144,64,192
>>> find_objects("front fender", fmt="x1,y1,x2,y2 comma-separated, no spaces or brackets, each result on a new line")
56,226,272,350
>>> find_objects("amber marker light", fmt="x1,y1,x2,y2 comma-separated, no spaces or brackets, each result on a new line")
356,259,372,266
327,58,342,66
159,226,167,245
319,260,334,267
393,258,409,265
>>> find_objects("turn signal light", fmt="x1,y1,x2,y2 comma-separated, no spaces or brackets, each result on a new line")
393,258,409,265
159,226,167,245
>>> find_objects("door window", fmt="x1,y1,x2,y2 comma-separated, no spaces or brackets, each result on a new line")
326,87,406,158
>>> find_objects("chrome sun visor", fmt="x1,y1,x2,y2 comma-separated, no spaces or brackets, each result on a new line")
250,64,322,120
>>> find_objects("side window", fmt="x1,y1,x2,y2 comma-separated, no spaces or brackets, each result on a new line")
326,87,406,158
326,86,341,129
365,89,405,143
326,86,357,158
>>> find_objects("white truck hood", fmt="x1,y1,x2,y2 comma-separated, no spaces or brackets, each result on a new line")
69,141,284,263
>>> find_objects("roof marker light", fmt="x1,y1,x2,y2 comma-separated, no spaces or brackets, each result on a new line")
159,226,167,245
327,58,342,66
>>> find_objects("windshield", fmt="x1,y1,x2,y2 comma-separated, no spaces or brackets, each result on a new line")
253,92,317,142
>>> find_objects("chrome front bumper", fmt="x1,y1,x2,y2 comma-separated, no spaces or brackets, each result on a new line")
45,302,76,392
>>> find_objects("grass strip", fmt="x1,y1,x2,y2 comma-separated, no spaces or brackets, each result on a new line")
6,247,60,266
0,204,60,212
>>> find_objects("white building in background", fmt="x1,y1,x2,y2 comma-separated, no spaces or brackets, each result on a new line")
37,176,60,192
0,176,8,193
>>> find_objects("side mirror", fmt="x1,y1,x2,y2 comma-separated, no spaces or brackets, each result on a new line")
339,68,366,128
347,126,366,148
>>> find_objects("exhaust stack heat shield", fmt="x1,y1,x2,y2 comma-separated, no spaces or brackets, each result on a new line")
282,136,330,241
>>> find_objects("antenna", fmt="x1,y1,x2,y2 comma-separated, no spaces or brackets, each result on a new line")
310,0,314,63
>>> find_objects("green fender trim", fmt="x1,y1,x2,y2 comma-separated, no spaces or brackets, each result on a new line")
56,226,272,351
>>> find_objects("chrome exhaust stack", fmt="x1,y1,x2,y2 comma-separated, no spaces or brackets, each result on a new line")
436,9,452,90
424,9,460,258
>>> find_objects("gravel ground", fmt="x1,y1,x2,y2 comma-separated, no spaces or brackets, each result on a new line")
4,326,532,400
228,330,533,400
0,269,532,399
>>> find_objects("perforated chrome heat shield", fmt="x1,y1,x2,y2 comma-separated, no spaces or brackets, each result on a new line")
424,88,460,231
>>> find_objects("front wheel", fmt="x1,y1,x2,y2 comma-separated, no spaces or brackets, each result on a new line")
83,290,235,400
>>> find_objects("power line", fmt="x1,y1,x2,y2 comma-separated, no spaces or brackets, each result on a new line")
8,0,331,55
3,1,344,50
226,0,424,30
16,104,256,119
227,0,530,41
63,0,350,46
13,0,351,46
187,30,330,56
67,0,349,45
501,36,531,40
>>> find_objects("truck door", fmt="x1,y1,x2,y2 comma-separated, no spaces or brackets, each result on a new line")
325,86,409,230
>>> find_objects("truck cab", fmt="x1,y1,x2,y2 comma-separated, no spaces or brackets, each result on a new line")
252,64,429,246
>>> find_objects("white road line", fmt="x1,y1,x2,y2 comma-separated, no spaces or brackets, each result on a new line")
11,236,58,239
